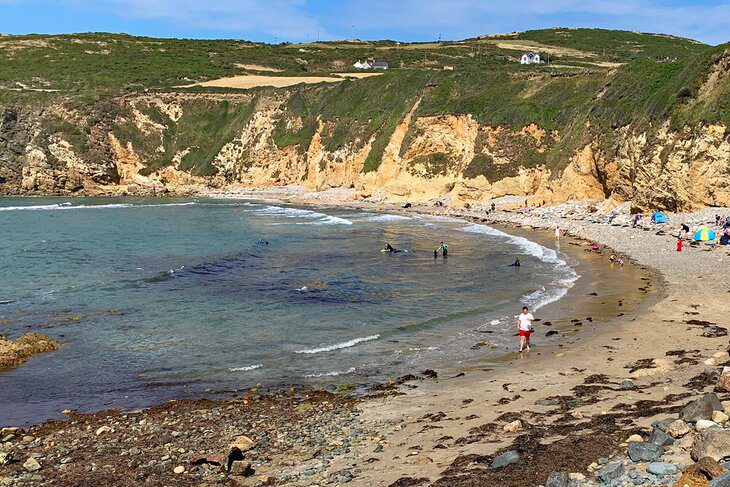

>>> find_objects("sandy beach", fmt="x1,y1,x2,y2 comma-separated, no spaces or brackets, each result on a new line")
3,187,730,486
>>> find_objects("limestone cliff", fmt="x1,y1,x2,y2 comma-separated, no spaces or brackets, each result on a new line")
1,51,729,211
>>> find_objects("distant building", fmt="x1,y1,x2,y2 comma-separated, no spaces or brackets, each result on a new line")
353,60,388,70
520,52,541,65
353,60,372,69
443,65,454,71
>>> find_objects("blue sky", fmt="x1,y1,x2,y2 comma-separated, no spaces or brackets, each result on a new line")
1,0,729,45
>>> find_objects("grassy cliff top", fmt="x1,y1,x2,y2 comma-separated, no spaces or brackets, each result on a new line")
0,28,715,105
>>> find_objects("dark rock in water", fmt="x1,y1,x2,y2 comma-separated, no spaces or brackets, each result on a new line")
627,441,663,462
596,462,624,483
545,471,569,487
421,369,438,379
546,330,559,337
490,450,519,469
619,380,636,390
648,427,675,446
681,393,724,423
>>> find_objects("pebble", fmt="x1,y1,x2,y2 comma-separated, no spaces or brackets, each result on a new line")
95,426,112,436
173,465,185,474
503,420,522,433
22,457,41,472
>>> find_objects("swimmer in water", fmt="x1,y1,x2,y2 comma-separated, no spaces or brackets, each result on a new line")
440,242,448,257
510,258,521,267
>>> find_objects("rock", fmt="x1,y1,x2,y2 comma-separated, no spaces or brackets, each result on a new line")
713,411,730,424
173,465,185,474
653,417,676,431
619,379,636,390
647,462,679,476
712,471,730,486
698,420,721,431
230,460,253,476
682,393,725,423
715,369,730,392
229,435,256,453
626,434,643,443
503,420,522,433
0,427,22,437
596,462,624,483
23,457,41,472
0,452,9,466
668,419,692,438
677,433,697,451
490,450,519,469
649,427,675,446
536,398,561,406
692,430,730,461
627,441,663,462
545,471,569,487
0,333,62,368
95,426,112,436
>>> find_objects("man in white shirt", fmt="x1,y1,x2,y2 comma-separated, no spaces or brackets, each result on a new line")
517,306,535,352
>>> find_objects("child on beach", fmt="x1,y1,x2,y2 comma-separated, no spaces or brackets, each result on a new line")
517,306,535,352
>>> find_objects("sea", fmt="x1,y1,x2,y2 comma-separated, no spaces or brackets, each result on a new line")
0,197,579,425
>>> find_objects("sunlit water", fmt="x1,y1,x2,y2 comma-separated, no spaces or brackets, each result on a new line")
0,197,578,425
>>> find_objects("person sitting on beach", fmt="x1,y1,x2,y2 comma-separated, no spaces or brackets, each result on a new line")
518,306,535,352
609,254,617,263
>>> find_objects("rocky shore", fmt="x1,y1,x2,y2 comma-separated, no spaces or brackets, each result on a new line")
5,189,730,486
0,333,61,369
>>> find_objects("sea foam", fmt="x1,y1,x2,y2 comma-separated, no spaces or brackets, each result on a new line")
295,334,380,354
254,205,352,225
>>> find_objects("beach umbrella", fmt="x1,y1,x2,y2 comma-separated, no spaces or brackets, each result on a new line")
693,226,717,241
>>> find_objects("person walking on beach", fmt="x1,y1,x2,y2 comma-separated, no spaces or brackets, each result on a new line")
555,227,560,240
517,306,535,352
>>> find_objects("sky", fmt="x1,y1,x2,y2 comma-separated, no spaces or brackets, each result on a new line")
0,0,729,45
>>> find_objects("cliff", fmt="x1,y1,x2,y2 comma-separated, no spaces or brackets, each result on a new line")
0,30,728,211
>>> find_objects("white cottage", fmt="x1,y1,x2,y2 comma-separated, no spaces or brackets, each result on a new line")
520,52,540,64
353,60,372,69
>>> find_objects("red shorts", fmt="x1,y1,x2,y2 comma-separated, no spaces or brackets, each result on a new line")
519,330,531,338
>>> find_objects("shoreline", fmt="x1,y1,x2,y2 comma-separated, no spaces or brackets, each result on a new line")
3,190,730,486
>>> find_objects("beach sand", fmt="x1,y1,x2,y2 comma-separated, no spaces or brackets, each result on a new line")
3,187,730,486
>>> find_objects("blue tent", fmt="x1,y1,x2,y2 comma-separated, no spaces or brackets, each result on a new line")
651,212,667,223
694,226,717,241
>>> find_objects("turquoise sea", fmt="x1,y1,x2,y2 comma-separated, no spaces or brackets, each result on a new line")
0,197,578,425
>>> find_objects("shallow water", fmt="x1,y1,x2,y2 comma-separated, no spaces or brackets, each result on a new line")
0,197,578,425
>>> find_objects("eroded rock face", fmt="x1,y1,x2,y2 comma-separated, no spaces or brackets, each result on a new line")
1,92,728,212
0,333,62,369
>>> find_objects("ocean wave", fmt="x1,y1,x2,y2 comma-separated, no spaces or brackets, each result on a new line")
521,286,569,311
294,334,380,354
229,364,263,372
460,223,567,265
358,214,412,223
254,205,352,225
304,367,356,378
0,202,198,212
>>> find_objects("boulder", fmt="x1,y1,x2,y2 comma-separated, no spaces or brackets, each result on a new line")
23,458,41,472
627,441,663,462
596,462,624,483
647,462,679,476
653,417,676,431
490,450,519,469
716,368,730,392
682,394,725,423
677,457,726,487
677,433,697,451
713,411,730,424
698,420,721,431
668,419,692,438
712,471,730,487
619,379,636,390
230,460,253,476
229,435,256,453
545,471,569,487
692,430,730,461
648,427,675,446
625,434,643,443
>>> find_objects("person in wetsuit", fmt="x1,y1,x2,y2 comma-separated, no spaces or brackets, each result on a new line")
510,258,521,267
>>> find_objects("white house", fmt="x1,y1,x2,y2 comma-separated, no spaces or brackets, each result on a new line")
371,61,389,70
353,60,372,69
520,52,541,65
